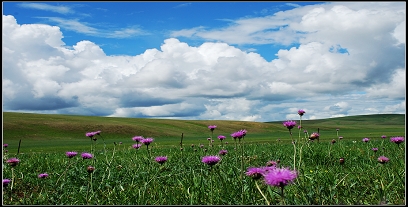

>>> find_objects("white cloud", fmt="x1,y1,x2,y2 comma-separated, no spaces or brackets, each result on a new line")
2,2,405,122
18,3,74,14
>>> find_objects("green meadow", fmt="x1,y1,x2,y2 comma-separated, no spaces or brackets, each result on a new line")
2,112,406,205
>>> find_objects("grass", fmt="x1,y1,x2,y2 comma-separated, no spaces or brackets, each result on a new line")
2,112,406,205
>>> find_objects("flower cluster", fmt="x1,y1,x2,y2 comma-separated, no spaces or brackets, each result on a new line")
155,156,168,164
65,151,78,158
85,130,101,138
132,136,144,142
6,157,20,166
202,156,221,166
390,136,404,145
38,173,49,178
283,120,296,130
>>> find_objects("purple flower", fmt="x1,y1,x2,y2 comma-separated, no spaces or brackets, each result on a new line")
3,179,11,187
381,135,387,139
199,144,204,148
231,130,245,139
266,160,278,167
219,149,228,156
246,167,266,180
201,155,221,166
38,173,49,179
309,132,319,140
155,156,168,164
87,166,95,173
371,148,378,152
132,136,144,142
208,125,217,131
217,135,226,140
390,137,404,145
378,156,389,164
297,125,302,129
3,144,8,148
283,120,296,130
132,143,142,149
207,137,212,141
264,167,297,187
298,109,306,116
141,138,154,145
81,152,93,159
6,157,20,166
362,138,370,143
65,151,78,158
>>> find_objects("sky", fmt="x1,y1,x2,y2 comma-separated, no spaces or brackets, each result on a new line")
2,1,406,122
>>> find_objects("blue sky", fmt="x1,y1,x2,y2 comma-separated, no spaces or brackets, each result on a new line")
2,1,406,122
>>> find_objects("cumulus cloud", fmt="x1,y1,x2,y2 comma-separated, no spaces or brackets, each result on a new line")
2,2,405,122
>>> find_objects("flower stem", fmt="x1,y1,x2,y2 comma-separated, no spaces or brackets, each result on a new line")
255,181,270,205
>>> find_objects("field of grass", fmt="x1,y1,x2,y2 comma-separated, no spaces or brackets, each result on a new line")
2,112,405,154
2,112,406,205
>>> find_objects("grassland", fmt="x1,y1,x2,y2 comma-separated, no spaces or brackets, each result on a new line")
2,112,405,154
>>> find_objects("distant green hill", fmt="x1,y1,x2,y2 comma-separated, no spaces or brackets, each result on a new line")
2,112,405,153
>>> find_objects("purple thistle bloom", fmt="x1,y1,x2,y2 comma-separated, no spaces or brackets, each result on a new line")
264,167,297,188
217,135,226,140
132,136,144,142
378,156,389,164
199,144,204,148
207,137,212,141
381,135,387,139
266,160,278,167
371,148,378,152
297,125,302,129
219,149,228,156
246,167,266,180
87,166,95,173
309,132,319,140
86,132,96,138
141,137,154,145
298,109,306,116
38,173,49,179
6,157,20,166
81,152,93,159
231,131,245,139
362,138,370,143
3,179,11,187
132,143,142,149
65,151,78,158
390,136,404,145
208,125,217,131
201,155,221,166
3,143,8,148
155,156,168,164
283,120,296,130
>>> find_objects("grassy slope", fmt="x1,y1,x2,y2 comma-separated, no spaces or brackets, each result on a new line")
2,112,405,153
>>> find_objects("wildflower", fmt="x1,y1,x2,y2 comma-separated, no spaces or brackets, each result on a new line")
231,130,245,139
266,160,278,167
309,132,319,140
86,131,98,138
180,148,183,151
38,173,49,179
3,144,8,148
331,139,336,144
141,138,154,145
87,166,95,173
339,158,345,165
3,179,11,187
381,135,387,139
199,144,204,148
6,157,20,167
155,156,168,164
225,142,228,145
65,151,78,158
217,135,226,140
246,167,266,180
372,148,378,152
208,125,217,131
207,137,212,141
303,130,307,133
264,167,297,187
390,137,404,145
132,144,142,149
201,156,221,166
377,156,389,164
336,128,339,131
362,138,370,143
219,149,228,156
132,136,144,142
298,109,306,116
191,144,195,148
338,136,343,140
297,125,302,129
283,120,296,130
81,152,93,159
119,142,122,145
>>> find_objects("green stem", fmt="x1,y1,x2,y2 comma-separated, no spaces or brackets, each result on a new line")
255,181,270,205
